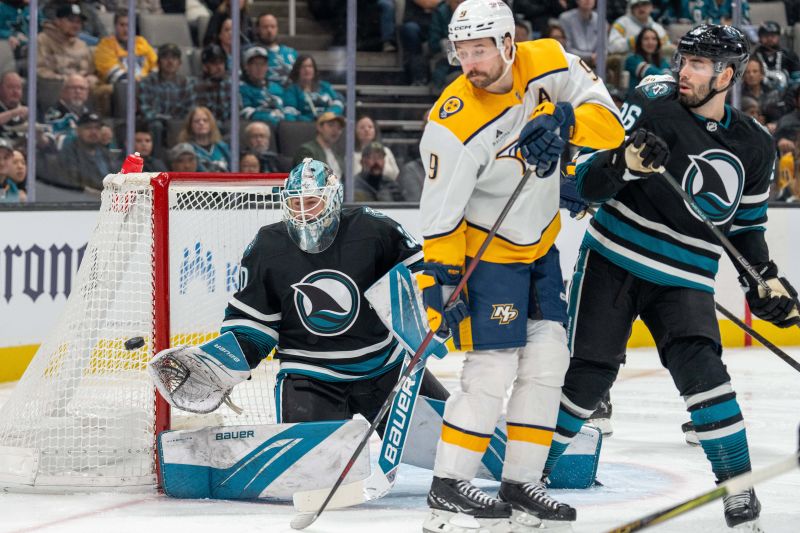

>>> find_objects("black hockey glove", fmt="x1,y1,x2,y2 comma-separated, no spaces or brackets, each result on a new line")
611,128,669,178
740,261,800,328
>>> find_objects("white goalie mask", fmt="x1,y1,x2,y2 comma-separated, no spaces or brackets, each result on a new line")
281,158,343,254
446,0,515,67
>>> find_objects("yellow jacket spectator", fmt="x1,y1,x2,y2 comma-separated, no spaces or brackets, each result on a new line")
94,11,157,84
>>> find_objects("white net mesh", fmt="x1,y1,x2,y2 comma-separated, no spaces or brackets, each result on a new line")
0,173,285,491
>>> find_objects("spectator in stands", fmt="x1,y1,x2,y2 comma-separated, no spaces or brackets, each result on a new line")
177,105,230,172
753,21,800,95
138,43,196,155
624,27,669,95
44,73,92,149
678,0,748,25
203,0,252,48
512,0,567,38
94,10,158,84
774,140,800,201
57,112,116,192
0,138,19,202
742,58,784,127
400,0,437,85
740,95,766,126
353,114,398,180
44,0,106,45
211,16,233,71
558,0,605,66
544,23,568,48
9,148,26,201
135,122,167,172
243,121,286,172
239,151,261,173
293,111,344,177
377,0,397,52
283,54,343,122
252,14,297,87
429,0,463,89
195,44,232,132
37,4,97,84
0,0,41,61
99,121,117,150
354,141,405,202
608,0,669,55
0,71,27,143
514,17,532,43
167,142,198,172
775,88,800,151
240,45,285,127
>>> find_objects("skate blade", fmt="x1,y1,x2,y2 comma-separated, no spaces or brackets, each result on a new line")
588,418,613,437
423,510,511,533
730,519,764,533
509,511,573,532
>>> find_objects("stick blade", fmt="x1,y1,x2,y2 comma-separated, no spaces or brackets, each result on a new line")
290,511,317,531
292,479,366,512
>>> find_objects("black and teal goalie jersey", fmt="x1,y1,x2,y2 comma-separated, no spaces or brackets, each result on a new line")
572,76,774,293
220,207,423,382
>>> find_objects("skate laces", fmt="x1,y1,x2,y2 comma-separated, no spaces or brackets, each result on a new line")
520,481,561,510
456,480,498,506
724,490,752,512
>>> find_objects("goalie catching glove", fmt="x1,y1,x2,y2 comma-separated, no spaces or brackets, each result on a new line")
740,261,800,328
416,262,469,342
147,331,251,414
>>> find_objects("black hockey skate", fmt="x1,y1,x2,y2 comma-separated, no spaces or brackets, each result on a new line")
499,480,576,531
423,476,511,533
682,421,700,446
588,392,613,437
723,488,763,531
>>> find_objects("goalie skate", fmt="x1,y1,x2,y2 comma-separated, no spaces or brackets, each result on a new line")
499,481,575,532
724,488,763,532
682,421,700,446
587,393,612,437
423,477,511,533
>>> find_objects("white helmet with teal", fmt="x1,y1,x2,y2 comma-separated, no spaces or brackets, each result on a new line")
281,158,343,253
447,0,515,67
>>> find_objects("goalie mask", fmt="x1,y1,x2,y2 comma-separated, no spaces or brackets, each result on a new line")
281,158,343,254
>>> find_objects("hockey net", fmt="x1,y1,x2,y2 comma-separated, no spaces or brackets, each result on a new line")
0,172,287,492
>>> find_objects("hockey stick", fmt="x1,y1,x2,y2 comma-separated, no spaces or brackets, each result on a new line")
714,302,800,372
605,426,800,533
292,353,430,512
289,165,537,530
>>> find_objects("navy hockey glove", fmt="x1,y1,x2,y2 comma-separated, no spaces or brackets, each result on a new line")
740,261,800,328
519,102,575,178
611,128,669,178
560,174,588,218
416,262,469,341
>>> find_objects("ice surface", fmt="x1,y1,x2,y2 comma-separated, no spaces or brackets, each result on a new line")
1,347,798,533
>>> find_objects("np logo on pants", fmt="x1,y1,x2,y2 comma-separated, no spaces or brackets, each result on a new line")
490,304,519,325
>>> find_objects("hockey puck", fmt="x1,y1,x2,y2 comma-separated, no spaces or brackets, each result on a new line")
124,336,145,351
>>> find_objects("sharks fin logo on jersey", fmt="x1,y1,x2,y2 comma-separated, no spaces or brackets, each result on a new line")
292,270,360,336
682,149,745,225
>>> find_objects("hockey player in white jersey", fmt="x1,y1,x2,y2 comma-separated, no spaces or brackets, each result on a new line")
417,1,625,531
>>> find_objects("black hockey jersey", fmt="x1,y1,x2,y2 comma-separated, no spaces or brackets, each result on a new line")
572,76,774,293
220,207,423,382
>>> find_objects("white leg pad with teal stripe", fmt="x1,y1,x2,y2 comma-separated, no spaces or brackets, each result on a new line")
158,419,370,500
402,398,602,489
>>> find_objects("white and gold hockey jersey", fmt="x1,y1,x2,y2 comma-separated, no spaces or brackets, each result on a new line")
419,39,625,268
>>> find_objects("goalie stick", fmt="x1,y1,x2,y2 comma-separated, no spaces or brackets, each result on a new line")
605,425,800,533
289,164,538,531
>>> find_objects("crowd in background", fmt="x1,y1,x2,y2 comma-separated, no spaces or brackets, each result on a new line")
0,0,799,203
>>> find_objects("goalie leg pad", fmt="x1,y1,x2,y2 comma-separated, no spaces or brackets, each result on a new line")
158,419,371,500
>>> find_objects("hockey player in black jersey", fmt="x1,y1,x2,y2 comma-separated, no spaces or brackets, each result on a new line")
549,25,800,531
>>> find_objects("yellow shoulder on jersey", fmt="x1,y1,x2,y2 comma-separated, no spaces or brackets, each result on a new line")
429,76,502,144
514,39,570,84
